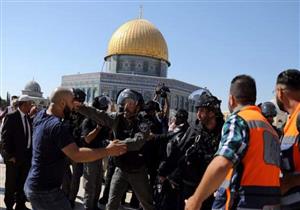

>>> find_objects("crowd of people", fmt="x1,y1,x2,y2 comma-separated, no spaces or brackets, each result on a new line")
0,69,299,210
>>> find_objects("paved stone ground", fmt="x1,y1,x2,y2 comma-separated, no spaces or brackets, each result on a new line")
0,163,136,210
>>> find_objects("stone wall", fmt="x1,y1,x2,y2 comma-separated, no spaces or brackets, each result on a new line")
106,55,168,77
61,72,200,117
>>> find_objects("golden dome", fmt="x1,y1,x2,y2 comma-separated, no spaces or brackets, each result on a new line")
105,19,170,66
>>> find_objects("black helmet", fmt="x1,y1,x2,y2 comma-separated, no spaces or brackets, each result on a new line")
260,102,277,118
116,89,144,109
189,88,221,111
144,100,161,112
175,109,188,122
92,95,111,111
72,88,86,103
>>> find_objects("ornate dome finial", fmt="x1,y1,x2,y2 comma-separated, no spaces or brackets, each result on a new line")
139,5,143,19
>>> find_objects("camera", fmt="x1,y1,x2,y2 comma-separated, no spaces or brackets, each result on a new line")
155,83,170,98
137,112,153,133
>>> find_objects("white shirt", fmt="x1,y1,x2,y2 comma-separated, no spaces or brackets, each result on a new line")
18,108,31,149
7,106,16,114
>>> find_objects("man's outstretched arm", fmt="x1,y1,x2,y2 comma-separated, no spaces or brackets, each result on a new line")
62,140,127,163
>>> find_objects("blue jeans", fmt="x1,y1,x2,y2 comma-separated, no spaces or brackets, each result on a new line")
24,187,72,210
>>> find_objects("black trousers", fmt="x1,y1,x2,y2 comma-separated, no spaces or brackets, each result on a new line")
4,160,31,209
155,181,180,210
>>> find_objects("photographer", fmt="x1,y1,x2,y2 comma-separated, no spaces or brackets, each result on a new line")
142,84,170,193
154,83,170,134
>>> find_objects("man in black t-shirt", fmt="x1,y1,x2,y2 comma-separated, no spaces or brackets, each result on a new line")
24,87,126,210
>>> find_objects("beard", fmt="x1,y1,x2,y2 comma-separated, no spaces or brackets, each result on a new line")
63,106,72,120
276,96,286,112
200,115,216,131
199,113,210,126
124,104,140,119
124,109,136,119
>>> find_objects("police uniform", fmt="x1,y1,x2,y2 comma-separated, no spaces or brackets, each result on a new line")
178,118,222,210
78,104,155,210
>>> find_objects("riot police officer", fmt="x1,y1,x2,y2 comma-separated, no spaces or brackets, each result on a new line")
260,101,282,136
174,89,224,210
154,83,170,134
261,102,277,122
77,88,155,210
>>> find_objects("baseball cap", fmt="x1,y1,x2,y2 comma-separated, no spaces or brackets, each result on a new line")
18,95,34,102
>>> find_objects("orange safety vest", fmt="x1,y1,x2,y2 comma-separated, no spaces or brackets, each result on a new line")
280,103,300,208
213,106,281,210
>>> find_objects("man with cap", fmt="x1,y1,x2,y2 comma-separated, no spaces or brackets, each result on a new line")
0,95,34,210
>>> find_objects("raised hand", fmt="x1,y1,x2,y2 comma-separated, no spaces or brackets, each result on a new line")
106,140,127,156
